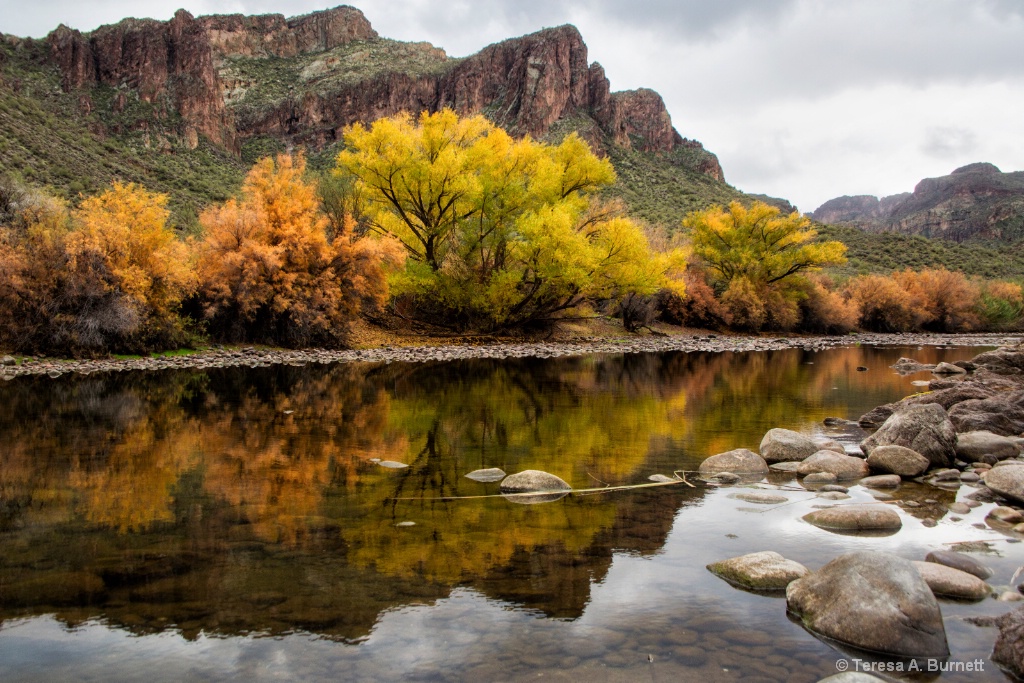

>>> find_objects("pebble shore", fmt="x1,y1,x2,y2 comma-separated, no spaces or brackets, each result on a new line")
1,332,1019,380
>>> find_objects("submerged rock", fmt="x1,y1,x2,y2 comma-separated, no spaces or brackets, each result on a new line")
378,460,409,469
707,551,809,591
912,561,990,601
760,428,819,464
802,505,902,532
648,473,678,483
861,404,957,468
865,445,931,477
465,467,507,483
786,551,949,658
698,449,768,476
731,492,788,505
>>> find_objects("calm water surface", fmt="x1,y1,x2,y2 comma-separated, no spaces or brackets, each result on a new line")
0,344,1021,682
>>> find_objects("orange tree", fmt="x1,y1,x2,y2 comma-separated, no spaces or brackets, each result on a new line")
196,153,402,347
336,109,686,331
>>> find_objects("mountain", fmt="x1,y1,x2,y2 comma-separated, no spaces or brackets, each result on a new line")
0,5,758,227
811,163,1024,243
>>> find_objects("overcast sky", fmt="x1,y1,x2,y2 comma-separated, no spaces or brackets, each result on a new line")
3,0,1022,212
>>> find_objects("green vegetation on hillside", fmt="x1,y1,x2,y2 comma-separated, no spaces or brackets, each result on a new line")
819,224,1024,280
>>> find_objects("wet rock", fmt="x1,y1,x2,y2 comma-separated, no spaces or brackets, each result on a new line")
955,430,1022,462
803,505,902,532
988,506,1024,524
892,357,936,374
377,460,409,469
933,362,967,375
924,550,993,580
961,471,981,483
949,391,1024,436
858,404,895,429
708,472,741,484
912,561,990,601
731,492,789,505
861,403,957,468
815,438,847,455
859,474,901,489
984,465,1024,505
947,502,971,515
698,449,769,476
707,551,809,591
865,445,931,477
803,472,838,485
786,551,949,658
648,474,678,483
818,491,851,500
820,484,849,493
760,428,819,463
797,451,870,480
500,470,571,493
992,606,1024,679
465,467,507,483
769,461,803,472
929,468,961,482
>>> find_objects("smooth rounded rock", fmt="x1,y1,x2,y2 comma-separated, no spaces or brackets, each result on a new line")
866,445,931,478
648,474,678,483
707,551,810,591
731,492,789,505
378,460,409,469
859,474,901,489
989,506,1024,524
955,430,1022,463
985,465,1024,505
787,551,949,658
500,470,571,493
803,505,902,532
699,449,769,476
760,428,819,464
815,438,847,455
797,451,870,480
912,561,990,601
465,467,507,483
803,472,838,485
861,404,957,468
924,550,993,580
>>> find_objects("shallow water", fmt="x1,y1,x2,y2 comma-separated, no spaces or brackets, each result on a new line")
0,344,1020,682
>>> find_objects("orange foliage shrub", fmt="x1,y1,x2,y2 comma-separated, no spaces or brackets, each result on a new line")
798,275,859,334
196,154,403,347
891,268,980,332
845,274,928,332
658,269,732,329
0,183,194,354
720,276,766,331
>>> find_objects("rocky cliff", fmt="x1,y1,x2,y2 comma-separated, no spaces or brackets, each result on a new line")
43,6,721,178
811,163,1024,242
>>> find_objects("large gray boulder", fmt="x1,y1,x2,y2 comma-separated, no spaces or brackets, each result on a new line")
949,391,1024,436
983,465,1024,505
786,551,949,658
707,551,809,591
797,451,870,480
861,404,957,468
912,561,990,601
759,428,819,463
698,448,768,476
955,430,1022,462
803,505,902,533
972,348,1024,375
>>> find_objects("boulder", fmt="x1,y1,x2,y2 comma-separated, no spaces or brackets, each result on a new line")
698,449,768,476
949,391,1024,436
924,550,993,580
955,430,1022,462
972,348,1024,375
760,428,819,463
992,606,1024,679
797,451,870,480
912,561,990,601
984,465,1024,505
499,470,571,493
465,467,507,482
858,404,895,429
892,357,936,374
803,505,902,532
933,362,967,375
786,551,949,658
865,445,931,477
988,506,1024,524
859,474,901,489
860,404,957,468
803,472,838,485
815,438,847,455
707,551,809,591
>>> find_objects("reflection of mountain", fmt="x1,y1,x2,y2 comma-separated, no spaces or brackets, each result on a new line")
0,345,974,639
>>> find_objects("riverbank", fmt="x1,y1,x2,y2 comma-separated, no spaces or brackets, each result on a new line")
1,330,1020,379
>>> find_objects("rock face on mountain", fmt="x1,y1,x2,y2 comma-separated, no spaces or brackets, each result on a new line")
43,5,720,177
811,163,1024,242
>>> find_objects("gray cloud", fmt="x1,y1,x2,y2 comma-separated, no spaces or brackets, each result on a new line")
921,127,979,160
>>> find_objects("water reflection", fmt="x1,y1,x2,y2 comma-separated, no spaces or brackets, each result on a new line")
0,344,1007,681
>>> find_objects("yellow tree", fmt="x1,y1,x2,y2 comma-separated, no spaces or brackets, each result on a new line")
683,201,846,330
337,109,685,330
197,153,402,347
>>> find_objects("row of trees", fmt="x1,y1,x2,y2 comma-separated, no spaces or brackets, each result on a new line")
0,109,1019,355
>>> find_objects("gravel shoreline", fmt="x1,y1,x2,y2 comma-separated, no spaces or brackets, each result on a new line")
2,332,1021,380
